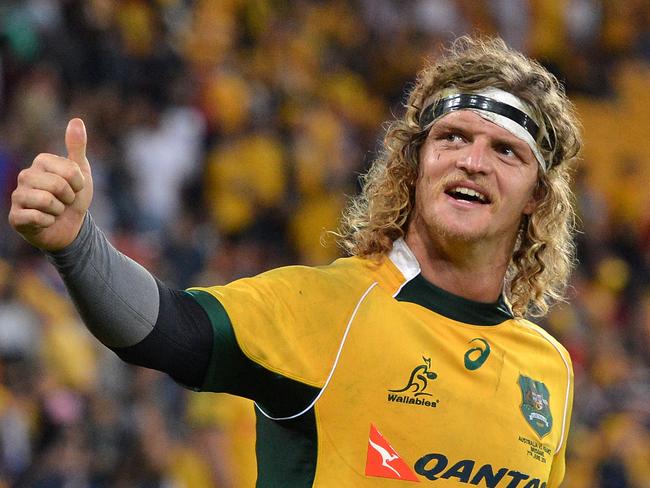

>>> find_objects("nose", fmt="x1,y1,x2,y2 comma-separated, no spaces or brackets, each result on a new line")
456,137,493,174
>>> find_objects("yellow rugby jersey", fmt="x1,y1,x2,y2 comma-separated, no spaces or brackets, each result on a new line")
188,239,574,487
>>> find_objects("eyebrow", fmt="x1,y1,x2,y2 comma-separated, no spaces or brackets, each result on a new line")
431,118,534,158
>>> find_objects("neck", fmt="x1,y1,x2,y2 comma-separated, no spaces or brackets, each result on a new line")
404,225,515,303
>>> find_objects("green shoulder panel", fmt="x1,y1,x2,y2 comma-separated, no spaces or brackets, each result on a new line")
185,289,321,418
186,289,320,487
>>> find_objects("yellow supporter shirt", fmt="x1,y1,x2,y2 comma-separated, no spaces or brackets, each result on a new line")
188,239,574,487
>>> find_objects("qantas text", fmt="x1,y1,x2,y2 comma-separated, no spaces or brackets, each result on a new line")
414,453,547,487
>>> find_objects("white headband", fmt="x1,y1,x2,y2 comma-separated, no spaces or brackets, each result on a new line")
421,88,551,171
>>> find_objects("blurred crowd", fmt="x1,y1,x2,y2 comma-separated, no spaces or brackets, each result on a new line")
0,0,649,487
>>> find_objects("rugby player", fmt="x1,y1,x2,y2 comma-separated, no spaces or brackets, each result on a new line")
9,36,581,487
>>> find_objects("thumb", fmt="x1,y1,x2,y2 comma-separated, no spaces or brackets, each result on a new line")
65,118,88,167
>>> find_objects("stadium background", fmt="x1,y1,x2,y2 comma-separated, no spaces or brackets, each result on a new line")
0,0,649,486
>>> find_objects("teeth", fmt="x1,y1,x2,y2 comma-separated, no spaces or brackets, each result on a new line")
452,186,486,202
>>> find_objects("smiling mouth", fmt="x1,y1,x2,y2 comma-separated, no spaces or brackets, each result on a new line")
445,186,491,204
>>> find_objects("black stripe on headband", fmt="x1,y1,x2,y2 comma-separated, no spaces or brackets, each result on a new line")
421,94,550,149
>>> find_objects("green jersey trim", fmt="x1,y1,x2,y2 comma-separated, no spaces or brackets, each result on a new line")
186,289,321,414
255,409,318,488
395,274,513,325
187,289,319,486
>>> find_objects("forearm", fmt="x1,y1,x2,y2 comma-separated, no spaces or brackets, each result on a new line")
11,119,212,387
45,214,213,388
46,213,159,347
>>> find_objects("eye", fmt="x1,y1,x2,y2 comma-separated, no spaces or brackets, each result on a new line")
495,143,515,157
495,144,515,156
441,131,465,144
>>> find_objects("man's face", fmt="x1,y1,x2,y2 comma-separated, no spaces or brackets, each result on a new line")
410,110,540,247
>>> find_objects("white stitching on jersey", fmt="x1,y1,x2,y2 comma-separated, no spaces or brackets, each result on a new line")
255,281,379,421
519,322,572,455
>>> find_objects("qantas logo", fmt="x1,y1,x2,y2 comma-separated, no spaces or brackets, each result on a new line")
366,424,549,486
365,424,419,482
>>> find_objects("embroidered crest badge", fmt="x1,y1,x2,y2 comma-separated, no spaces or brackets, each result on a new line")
518,375,553,438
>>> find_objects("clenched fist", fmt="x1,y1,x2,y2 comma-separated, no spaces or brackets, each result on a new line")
8,118,94,251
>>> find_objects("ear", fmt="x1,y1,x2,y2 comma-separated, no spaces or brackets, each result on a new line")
522,178,545,215
522,195,538,215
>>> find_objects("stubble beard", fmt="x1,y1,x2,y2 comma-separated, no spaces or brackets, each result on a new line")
406,204,489,263
427,212,489,244
413,187,491,246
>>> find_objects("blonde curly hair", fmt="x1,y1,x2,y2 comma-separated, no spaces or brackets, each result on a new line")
337,36,582,318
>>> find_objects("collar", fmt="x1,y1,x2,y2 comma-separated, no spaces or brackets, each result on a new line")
388,239,514,325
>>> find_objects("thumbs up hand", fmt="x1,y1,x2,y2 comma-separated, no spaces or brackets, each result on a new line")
9,118,94,251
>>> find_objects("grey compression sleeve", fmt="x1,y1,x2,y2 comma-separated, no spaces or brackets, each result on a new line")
46,214,159,347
